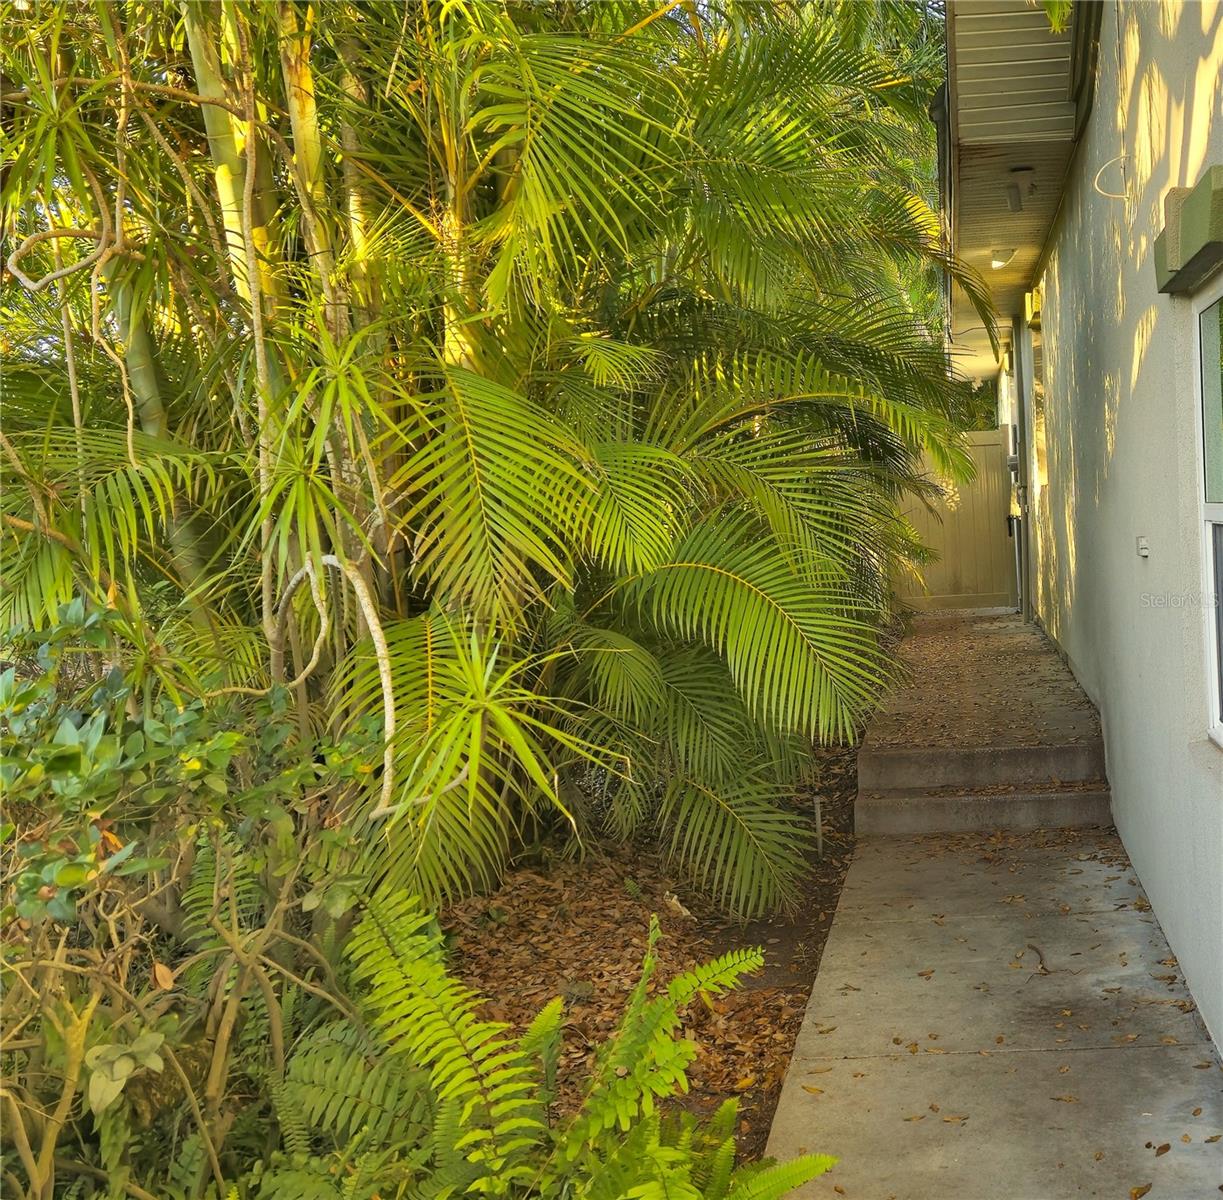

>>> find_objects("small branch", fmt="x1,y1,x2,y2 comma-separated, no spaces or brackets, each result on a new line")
5,228,104,293
369,761,468,820
1025,942,1051,975
35,991,102,1196
1,1089,40,1196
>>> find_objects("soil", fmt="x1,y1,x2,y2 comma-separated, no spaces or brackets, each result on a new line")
442,744,858,1161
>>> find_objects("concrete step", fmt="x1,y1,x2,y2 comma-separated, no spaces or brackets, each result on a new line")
856,738,1106,792
855,782,1112,835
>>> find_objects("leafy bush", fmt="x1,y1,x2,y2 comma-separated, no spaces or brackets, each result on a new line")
1,608,832,1197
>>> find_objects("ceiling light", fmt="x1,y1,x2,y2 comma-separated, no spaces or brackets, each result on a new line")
991,248,1017,270
1006,183,1024,212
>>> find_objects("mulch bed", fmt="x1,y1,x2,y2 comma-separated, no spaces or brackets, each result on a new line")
442,745,858,1160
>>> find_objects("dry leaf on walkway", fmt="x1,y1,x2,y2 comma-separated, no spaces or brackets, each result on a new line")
1131,1186,1152,1200
1050,1095,1078,1103
1154,1144,1170,1157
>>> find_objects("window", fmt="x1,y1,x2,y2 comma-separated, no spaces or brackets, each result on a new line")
1200,294,1223,743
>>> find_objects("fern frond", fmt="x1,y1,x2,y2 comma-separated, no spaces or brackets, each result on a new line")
345,892,547,1187
726,1153,839,1199
284,1021,430,1147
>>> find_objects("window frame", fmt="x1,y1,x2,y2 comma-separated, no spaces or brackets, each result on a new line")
1192,273,1223,750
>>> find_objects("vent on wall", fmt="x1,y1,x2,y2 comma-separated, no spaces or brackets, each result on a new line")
1155,166,1223,295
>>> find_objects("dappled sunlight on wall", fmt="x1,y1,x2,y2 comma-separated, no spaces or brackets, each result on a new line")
1032,279,1080,646
1033,0,1223,654
1117,0,1223,243
1127,304,1158,410
1027,0,1223,1047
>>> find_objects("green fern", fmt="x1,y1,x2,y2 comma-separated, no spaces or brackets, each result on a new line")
283,1021,430,1147
344,891,548,1190
563,918,762,1150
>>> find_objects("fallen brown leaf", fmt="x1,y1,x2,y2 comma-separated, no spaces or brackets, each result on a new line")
1131,1186,1151,1200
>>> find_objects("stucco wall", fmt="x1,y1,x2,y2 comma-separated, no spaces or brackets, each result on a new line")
1025,0,1223,1043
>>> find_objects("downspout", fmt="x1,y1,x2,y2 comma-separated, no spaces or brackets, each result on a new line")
1011,315,1033,621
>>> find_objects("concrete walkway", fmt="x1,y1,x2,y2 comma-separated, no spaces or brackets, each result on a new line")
767,613,1223,1197
767,830,1223,1197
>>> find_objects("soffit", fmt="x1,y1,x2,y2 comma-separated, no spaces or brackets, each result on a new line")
947,0,1077,380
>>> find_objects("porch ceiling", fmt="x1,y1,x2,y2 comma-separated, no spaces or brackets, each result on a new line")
947,0,1077,381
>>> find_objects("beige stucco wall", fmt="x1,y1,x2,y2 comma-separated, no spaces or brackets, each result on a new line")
1024,0,1223,1043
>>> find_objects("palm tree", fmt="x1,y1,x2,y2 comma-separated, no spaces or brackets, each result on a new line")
1,0,990,917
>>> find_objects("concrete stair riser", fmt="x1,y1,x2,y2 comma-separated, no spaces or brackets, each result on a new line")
856,741,1106,791
855,785,1112,835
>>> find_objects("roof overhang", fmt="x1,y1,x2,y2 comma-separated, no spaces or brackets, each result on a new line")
944,0,1101,380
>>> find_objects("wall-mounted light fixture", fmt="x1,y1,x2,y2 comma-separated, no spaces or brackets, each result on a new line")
991,248,1017,270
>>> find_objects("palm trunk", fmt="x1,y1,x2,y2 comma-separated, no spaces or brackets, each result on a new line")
182,1,283,666
107,269,215,635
